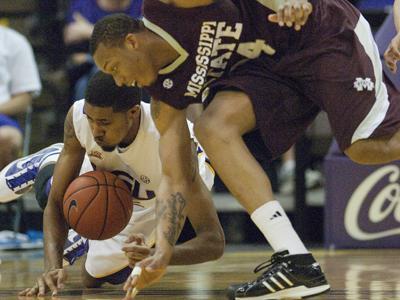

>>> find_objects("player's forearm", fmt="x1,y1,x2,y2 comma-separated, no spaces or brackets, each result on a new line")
154,182,188,258
43,200,68,270
170,231,224,265
394,0,400,33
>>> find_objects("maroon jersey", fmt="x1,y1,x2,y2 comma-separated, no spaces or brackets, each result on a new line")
143,0,275,109
144,0,400,156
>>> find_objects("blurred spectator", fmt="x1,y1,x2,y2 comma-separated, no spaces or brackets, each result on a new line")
0,26,41,170
278,146,322,195
64,0,143,101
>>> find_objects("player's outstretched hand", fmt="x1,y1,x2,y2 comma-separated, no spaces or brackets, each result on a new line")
123,253,168,299
18,268,67,297
122,233,153,266
384,32,400,73
268,0,313,31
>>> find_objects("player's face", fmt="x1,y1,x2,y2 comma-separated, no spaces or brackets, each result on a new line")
93,36,158,88
83,103,137,152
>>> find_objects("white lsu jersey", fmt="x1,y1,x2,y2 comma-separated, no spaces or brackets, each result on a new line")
72,99,215,278
73,99,214,208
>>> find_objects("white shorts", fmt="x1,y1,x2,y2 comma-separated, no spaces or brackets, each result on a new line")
85,204,156,278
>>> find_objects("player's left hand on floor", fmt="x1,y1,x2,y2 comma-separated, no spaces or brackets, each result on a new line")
18,268,67,297
268,0,313,31
384,33,400,73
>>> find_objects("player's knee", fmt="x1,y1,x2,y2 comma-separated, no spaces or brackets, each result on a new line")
345,141,388,165
0,127,23,148
194,114,232,147
345,143,369,164
211,229,225,260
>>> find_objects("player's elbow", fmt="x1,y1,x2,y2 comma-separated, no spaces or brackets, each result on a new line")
207,227,225,261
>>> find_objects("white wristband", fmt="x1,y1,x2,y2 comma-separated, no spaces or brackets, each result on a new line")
130,266,142,278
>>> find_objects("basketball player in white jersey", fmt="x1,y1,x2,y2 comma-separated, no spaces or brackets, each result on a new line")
12,71,223,297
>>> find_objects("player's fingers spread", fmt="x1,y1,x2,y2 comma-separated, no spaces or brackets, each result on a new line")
300,3,312,25
125,234,145,245
294,3,303,30
278,5,285,26
18,288,31,296
284,4,293,27
57,271,67,289
26,288,37,297
125,234,139,244
267,13,278,23
37,276,48,296
136,233,146,244
392,46,400,59
43,275,57,296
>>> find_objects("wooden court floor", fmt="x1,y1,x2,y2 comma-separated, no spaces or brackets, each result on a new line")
1,248,400,299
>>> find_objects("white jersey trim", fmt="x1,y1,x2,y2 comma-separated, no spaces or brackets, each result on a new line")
351,15,390,144
143,18,189,75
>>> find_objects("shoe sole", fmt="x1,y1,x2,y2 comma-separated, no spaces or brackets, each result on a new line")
235,284,330,299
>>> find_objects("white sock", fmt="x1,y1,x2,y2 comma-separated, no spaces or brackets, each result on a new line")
251,200,308,255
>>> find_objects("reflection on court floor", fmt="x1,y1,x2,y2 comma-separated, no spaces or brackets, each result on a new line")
1,248,400,299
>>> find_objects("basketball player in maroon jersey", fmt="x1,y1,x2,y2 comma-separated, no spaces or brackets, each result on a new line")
90,0,400,299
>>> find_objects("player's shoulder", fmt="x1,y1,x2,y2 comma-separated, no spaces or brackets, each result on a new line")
72,99,85,115
139,102,160,136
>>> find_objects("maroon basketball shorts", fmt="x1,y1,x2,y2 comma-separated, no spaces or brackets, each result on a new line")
206,15,400,160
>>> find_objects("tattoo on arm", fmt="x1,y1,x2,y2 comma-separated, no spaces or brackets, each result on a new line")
156,192,187,246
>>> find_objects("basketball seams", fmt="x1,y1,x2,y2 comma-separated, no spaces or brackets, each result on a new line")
63,170,133,240
64,173,101,227
112,175,132,224
63,174,98,200
97,171,110,240
69,183,101,229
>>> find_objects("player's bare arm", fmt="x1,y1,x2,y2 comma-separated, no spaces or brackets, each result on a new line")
124,99,204,292
384,0,400,73
19,107,86,297
151,99,192,250
123,144,224,266
168,176,224,265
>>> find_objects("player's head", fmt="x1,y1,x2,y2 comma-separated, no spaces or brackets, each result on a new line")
90,13,158,88
84,71,142,152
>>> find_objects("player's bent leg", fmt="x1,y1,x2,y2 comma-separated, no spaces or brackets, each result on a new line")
63,230,88,266
196,91,330,299
194,90,274,213
0,126,22,170
0,143,62,203
345,129,400,165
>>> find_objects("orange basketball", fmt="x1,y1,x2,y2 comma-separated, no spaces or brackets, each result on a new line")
63,170,133,240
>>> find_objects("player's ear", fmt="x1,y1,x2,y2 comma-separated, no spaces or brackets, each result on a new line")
125,33,139,50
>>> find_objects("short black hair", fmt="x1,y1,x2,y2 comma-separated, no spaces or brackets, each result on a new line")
85,71,141,112
90,13,144,55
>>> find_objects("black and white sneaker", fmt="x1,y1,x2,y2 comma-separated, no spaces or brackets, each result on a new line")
226,250,330,299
